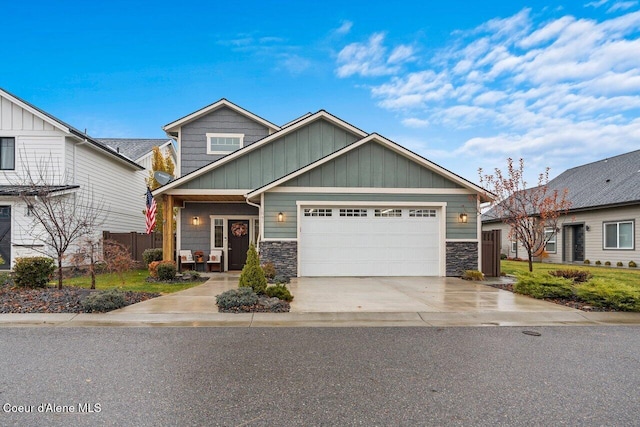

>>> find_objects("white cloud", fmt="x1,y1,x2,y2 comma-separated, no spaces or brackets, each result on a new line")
334,20,353,35
388,45,415,64
336,33,417,78
608,1,638,12
335,7,640,182
585,0,610,8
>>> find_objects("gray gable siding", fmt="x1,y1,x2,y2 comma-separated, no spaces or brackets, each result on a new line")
264,192,476,240
180,106,270,175
283,141,464,189
179,118,361,190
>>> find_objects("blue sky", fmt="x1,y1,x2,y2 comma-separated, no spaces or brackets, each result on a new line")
3,0,640,185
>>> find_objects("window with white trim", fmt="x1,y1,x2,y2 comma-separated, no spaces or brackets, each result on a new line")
304,208,332,217
206,133,244,155
409,209,436,217
604,221,634,249
544,228,557,253
213,219,224,248
339,208,368,217
375,209,402,217
511,241,517,253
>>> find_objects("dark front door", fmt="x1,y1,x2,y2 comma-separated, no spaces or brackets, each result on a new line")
573,225,585,262
228,220,250,270
0,206,10,269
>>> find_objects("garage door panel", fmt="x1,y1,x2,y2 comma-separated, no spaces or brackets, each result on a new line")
300,207,441,277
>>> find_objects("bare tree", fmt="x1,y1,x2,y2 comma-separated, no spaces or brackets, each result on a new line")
479,158,571,272
8,154,106,289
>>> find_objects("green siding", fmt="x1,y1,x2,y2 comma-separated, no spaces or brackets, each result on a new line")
178,119,361,190
263,192,477,240
283,141,464,189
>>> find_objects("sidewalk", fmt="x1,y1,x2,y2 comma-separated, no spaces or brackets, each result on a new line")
1,274,639,327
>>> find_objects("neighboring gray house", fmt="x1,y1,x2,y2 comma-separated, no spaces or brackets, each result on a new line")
483,149,640,267
97,138,177,173
153,99,491,277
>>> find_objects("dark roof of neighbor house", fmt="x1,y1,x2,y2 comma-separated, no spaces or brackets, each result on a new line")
0,185,80,196
96,138,172,161
482,149,640,223
0,88,144,171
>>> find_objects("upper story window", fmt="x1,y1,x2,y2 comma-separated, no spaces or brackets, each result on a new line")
0,137,15,170
604,220,634,250
206,133,244,155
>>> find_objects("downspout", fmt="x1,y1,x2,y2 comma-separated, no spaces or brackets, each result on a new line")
245,197,262,248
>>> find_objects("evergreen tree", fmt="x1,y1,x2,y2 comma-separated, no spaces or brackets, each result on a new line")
238,243,267,294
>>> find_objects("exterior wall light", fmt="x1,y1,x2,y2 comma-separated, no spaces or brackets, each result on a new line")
277,212,284,222
192,216,199,226
459,213,468,223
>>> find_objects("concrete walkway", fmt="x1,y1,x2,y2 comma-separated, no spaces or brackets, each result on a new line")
1,274,639,327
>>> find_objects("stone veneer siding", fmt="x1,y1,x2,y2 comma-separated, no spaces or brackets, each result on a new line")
446,242,479,276
259,241,298,278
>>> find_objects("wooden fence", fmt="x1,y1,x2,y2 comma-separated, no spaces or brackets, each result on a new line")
102,231,162,263
481,229,502,277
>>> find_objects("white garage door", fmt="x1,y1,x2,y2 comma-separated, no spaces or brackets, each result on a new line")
299,207,441,276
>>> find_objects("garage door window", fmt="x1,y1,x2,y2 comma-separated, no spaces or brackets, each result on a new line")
304,208,332,217
375,209,402,217
409,209,436,217
340,208,368,217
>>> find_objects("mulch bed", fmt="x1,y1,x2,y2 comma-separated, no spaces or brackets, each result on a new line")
484,281,615,312
0,284,160,313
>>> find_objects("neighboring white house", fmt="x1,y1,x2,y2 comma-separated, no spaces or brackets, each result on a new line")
0,88,147,269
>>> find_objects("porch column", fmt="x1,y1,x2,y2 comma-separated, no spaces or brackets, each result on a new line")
162,194,174,262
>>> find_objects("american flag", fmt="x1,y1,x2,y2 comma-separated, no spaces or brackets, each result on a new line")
145,187,157,234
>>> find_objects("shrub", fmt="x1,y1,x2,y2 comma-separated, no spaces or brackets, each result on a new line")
156,261,177,281
595,260,602,265
500,253,507,260
265,284,294,302
575,279,640,311
604,261,611,266
13,257,56,287
148,260,161,278
142,248,163,266
0,272,12,286
273,275,290,284
262,262,276,281
584,259,591,264
81,289,127,312
239,243,267,294
216,287,259,310
513,272,574,299
616,261,623,267
548,270,592,283
461,270,484,281
630,261,637,268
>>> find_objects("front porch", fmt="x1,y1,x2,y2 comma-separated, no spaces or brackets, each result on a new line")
162,193,259,272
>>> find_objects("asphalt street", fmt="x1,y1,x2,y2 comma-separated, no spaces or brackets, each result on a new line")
0,327,638,426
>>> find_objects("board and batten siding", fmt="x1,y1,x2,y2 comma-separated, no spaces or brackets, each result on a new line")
0,96,57,132
283,141,464,189
264,192,477,240
179,119,361,190
180,106,271,175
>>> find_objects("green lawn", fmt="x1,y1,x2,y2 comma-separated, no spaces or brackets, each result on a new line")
59,269,204,294
502,260,640,288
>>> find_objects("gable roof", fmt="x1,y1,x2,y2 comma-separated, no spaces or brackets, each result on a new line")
546,149,640,211
153,110,368,196
163,98,281,134
482,149,640,223
246,133,493,202
96,138,174,161
0,88,144,171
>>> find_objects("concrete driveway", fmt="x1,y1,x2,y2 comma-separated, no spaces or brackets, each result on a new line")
288,276,575,313
114,274,575,314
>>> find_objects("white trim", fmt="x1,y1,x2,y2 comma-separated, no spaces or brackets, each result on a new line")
296,201,447,208
134,139,175,163
296,201,447,277
260,193,265,242
153,111,368,196
247,133,491,201
206,133,244,155
262,238,298,242
0,89,70,134
176,208,182,264
446,239,480,242
163,99,280,133
207,214,259,271
269,187,476,195
164,189,251,196
476,195,482,270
